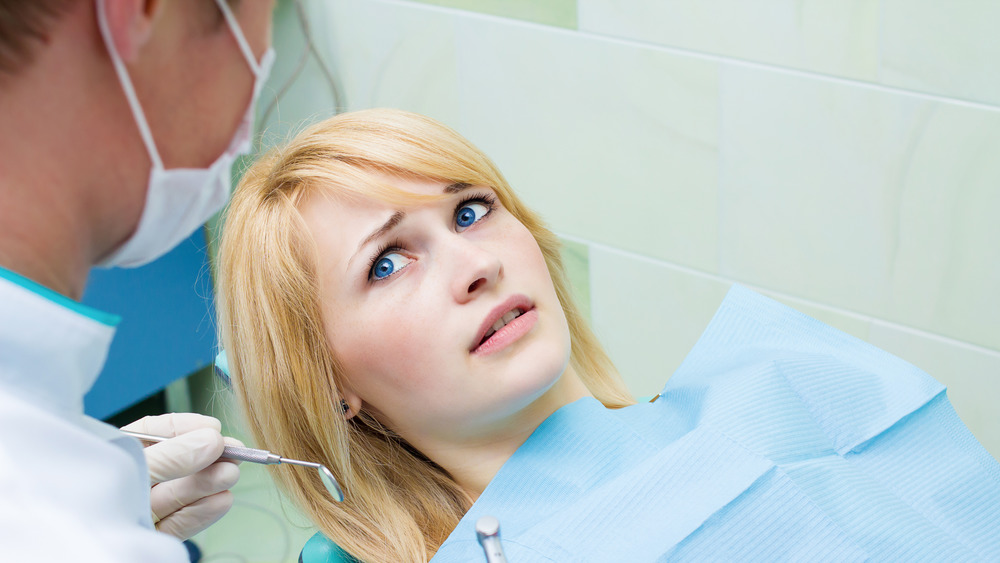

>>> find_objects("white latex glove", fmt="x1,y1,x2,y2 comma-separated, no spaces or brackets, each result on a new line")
122,413,242,540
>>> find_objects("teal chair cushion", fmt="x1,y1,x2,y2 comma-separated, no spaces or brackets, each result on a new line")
300,531,357,563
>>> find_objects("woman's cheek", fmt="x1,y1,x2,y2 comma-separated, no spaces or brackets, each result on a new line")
352,312,438,390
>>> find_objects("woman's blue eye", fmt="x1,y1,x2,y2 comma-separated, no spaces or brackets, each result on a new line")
371,252,410,280
456,202,489,230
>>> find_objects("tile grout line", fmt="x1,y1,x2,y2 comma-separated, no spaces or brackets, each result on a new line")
574,29,1000,114
374,0,1000,114
868,319,1000,360
556,232,1000,361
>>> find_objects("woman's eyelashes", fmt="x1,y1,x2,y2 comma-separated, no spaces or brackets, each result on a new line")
369,246,412,281
366,193,498,283
454,194,496,232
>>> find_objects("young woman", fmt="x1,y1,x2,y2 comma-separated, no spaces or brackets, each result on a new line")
216,109,999,562
217,108,633,561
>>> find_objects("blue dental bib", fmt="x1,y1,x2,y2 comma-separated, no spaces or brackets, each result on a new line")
433,286,1000,562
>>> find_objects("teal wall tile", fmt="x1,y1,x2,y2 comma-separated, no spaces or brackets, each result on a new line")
403,0,576,29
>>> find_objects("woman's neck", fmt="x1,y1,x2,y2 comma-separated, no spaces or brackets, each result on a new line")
429,367,593,501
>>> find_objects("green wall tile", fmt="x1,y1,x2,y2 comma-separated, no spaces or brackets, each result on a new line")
718,65,1000,352
882,0,1000,106
405,0,576,29
579,0,880,83
560,238,591,323
589,247,731,398
315,0,462,123
868,322,1000,462
455,20,720,274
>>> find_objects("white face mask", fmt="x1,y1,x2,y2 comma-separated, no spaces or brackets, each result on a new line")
95,0,275,268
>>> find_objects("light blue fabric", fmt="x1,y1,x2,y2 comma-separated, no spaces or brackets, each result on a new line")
432,285,1000,562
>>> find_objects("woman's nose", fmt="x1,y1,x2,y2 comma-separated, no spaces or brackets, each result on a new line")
448,237,502,302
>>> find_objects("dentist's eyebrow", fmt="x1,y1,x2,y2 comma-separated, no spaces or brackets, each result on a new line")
356,211,405,256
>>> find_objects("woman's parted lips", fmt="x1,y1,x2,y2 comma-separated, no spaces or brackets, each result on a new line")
470,294,534,352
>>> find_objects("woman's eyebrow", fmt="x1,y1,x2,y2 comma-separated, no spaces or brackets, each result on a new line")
356,211,405,256
444,182,472,194
351,184,471,264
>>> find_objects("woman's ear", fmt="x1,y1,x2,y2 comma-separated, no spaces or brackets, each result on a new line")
340,390,362,420
101,0,160,61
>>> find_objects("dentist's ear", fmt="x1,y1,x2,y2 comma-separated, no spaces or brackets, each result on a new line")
101,0,161,61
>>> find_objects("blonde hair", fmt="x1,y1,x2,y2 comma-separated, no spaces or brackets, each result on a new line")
216,108,633,562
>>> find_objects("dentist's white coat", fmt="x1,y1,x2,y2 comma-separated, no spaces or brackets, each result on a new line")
0,271,187,562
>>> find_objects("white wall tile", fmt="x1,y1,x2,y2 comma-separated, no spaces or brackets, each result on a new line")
321,0,462,125
881,0,1000,106
256,0,343,143
589,247,731,398
882,103,1000,351
453,20,721,272
868,322,1000,461
756,291,871,341
579,0,880,82
718,65,1000,350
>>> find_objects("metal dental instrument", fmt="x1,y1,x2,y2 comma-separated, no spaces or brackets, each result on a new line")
475,515,509,563
122,430,345,502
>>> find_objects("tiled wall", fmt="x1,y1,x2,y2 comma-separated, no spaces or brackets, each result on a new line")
265,0,999,458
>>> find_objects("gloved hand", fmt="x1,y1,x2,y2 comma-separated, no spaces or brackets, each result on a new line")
122,413,242,540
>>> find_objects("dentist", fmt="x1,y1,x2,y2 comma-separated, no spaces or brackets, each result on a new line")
0,0,274,560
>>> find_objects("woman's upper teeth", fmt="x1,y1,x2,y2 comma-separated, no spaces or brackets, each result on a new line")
484,308,525,341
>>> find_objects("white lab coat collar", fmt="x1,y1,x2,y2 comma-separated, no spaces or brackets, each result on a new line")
0,273,117,418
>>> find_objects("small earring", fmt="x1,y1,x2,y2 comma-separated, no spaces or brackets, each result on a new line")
341,400,349,414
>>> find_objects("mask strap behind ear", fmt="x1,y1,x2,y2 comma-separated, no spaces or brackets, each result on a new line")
94,0,164,171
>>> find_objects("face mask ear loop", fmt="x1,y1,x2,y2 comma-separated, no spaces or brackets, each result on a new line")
214,0,263,76
94,0,164,172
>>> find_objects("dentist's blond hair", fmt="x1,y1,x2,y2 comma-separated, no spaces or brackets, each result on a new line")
217,108,632,562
